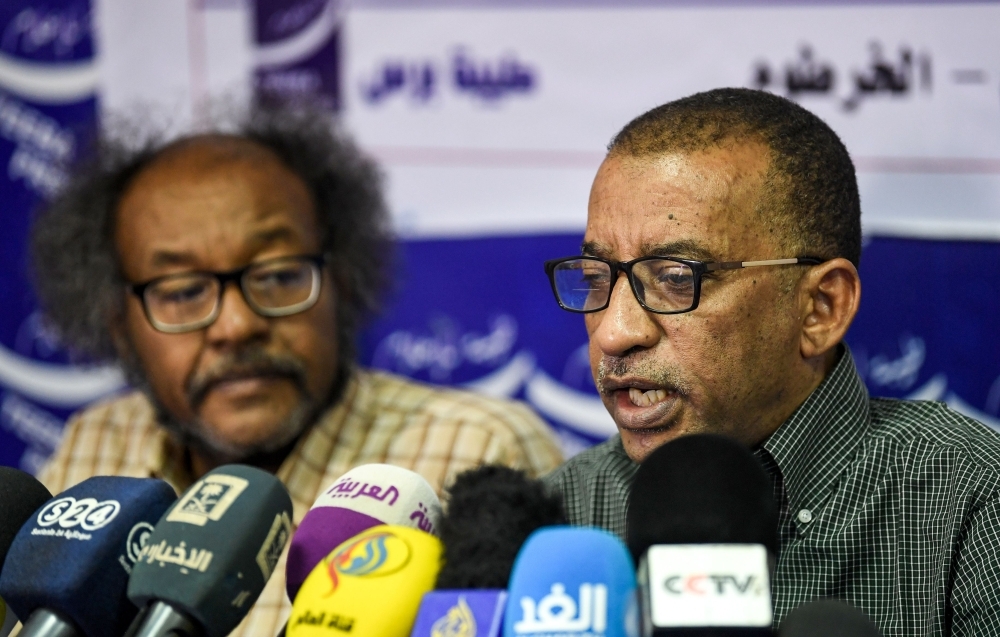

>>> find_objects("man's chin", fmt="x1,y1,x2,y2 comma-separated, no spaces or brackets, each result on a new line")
153,399,317,467
618,423,690,463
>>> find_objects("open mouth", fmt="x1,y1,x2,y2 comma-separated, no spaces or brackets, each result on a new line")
600,377,683,431
628,387,672,407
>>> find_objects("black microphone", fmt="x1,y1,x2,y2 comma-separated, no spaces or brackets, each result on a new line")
0,468,53,637
409,466,566,637
125,464,293,637
0,476,178,637
435,465,567,590
778,599,881,637
626,434,779,636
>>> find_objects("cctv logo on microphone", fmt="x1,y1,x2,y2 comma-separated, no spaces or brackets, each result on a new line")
513,583,608,637
29,496,121,540
166,473,249,526
644,544,772,628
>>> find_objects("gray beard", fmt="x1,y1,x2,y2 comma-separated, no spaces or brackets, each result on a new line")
151,391,318,464
117,341,340,465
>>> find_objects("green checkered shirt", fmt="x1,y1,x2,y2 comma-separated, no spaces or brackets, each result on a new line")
544,348,1000,635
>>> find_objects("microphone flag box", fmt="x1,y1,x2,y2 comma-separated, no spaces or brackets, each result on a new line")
411,590,507,637
639,544,772,630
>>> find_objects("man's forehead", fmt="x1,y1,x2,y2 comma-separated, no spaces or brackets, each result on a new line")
114,134,318,273
581,238,716,261
584,145,773,260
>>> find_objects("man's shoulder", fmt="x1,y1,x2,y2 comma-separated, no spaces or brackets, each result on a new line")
38,390,162,493
358,368,547,429
869,396,1000,485
65,390,157,434
344,368,563,480
544,435,636,487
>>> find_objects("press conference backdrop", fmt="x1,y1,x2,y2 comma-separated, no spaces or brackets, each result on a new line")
2,0,999,469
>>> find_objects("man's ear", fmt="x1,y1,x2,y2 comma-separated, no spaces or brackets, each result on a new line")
798,257,861,359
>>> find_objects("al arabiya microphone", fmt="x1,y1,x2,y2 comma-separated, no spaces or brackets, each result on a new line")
0,468,54,637
503,526,638,637
287,525,441,637
125,464,293,637
0,476,177,637
410,465,566,637
286,463,442,602
778,599,881,637
626,434,779,636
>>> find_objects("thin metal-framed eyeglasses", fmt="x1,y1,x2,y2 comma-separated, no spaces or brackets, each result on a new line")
128,254,326,333
544,255,823,315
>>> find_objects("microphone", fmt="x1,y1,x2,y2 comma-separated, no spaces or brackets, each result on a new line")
0,468,53,637
0,476,178,637
503,526,638,637
286,463,441,602
125,464,293,637
626,434,778,636
435,465,566,590
778,599,881,637
410,466,566,637
287,525,442,637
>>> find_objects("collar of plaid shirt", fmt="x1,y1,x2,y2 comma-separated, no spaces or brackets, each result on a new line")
546,345,1000,635
754,344,871,527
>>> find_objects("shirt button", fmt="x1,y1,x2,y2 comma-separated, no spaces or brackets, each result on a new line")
797,509,814,524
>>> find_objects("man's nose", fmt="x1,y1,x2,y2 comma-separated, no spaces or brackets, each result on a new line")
204,283,270,345
589,273,660,356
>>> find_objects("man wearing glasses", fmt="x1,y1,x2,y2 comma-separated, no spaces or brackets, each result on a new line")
544,88,1000,634
30,107,561,637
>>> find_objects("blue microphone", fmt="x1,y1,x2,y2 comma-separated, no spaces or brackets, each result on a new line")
412,591,507,637
503,527,638,637
0,477,178,637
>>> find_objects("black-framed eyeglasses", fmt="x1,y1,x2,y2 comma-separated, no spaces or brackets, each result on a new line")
544,255,823,315
128,254,326,333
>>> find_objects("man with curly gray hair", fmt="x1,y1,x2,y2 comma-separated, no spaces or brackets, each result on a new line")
30,106,561,637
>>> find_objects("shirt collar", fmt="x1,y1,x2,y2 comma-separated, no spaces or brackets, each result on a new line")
758,346,871,517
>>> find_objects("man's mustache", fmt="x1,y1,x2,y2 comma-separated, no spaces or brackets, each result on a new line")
186,348,309,408
597,353,691,396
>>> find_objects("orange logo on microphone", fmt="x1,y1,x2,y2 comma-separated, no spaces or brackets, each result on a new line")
324,529,412,595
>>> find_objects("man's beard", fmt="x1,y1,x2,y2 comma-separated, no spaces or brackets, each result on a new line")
119,344,333,465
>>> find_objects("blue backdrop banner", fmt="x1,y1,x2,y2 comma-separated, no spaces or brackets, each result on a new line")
0,0,106,471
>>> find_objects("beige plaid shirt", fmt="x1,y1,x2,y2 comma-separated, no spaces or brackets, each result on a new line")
38,368,563,637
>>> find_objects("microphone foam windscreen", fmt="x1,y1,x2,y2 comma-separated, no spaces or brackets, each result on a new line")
503,526,638,637
0,467,52,570
286,464,441,601
435,465,566,590
287,525,442,637
626,434,778,561
0,476,177,637
127,464,293,637
779,599,882,637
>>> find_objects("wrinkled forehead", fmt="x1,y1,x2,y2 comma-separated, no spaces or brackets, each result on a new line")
584,145,776,261
113,134,319,271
